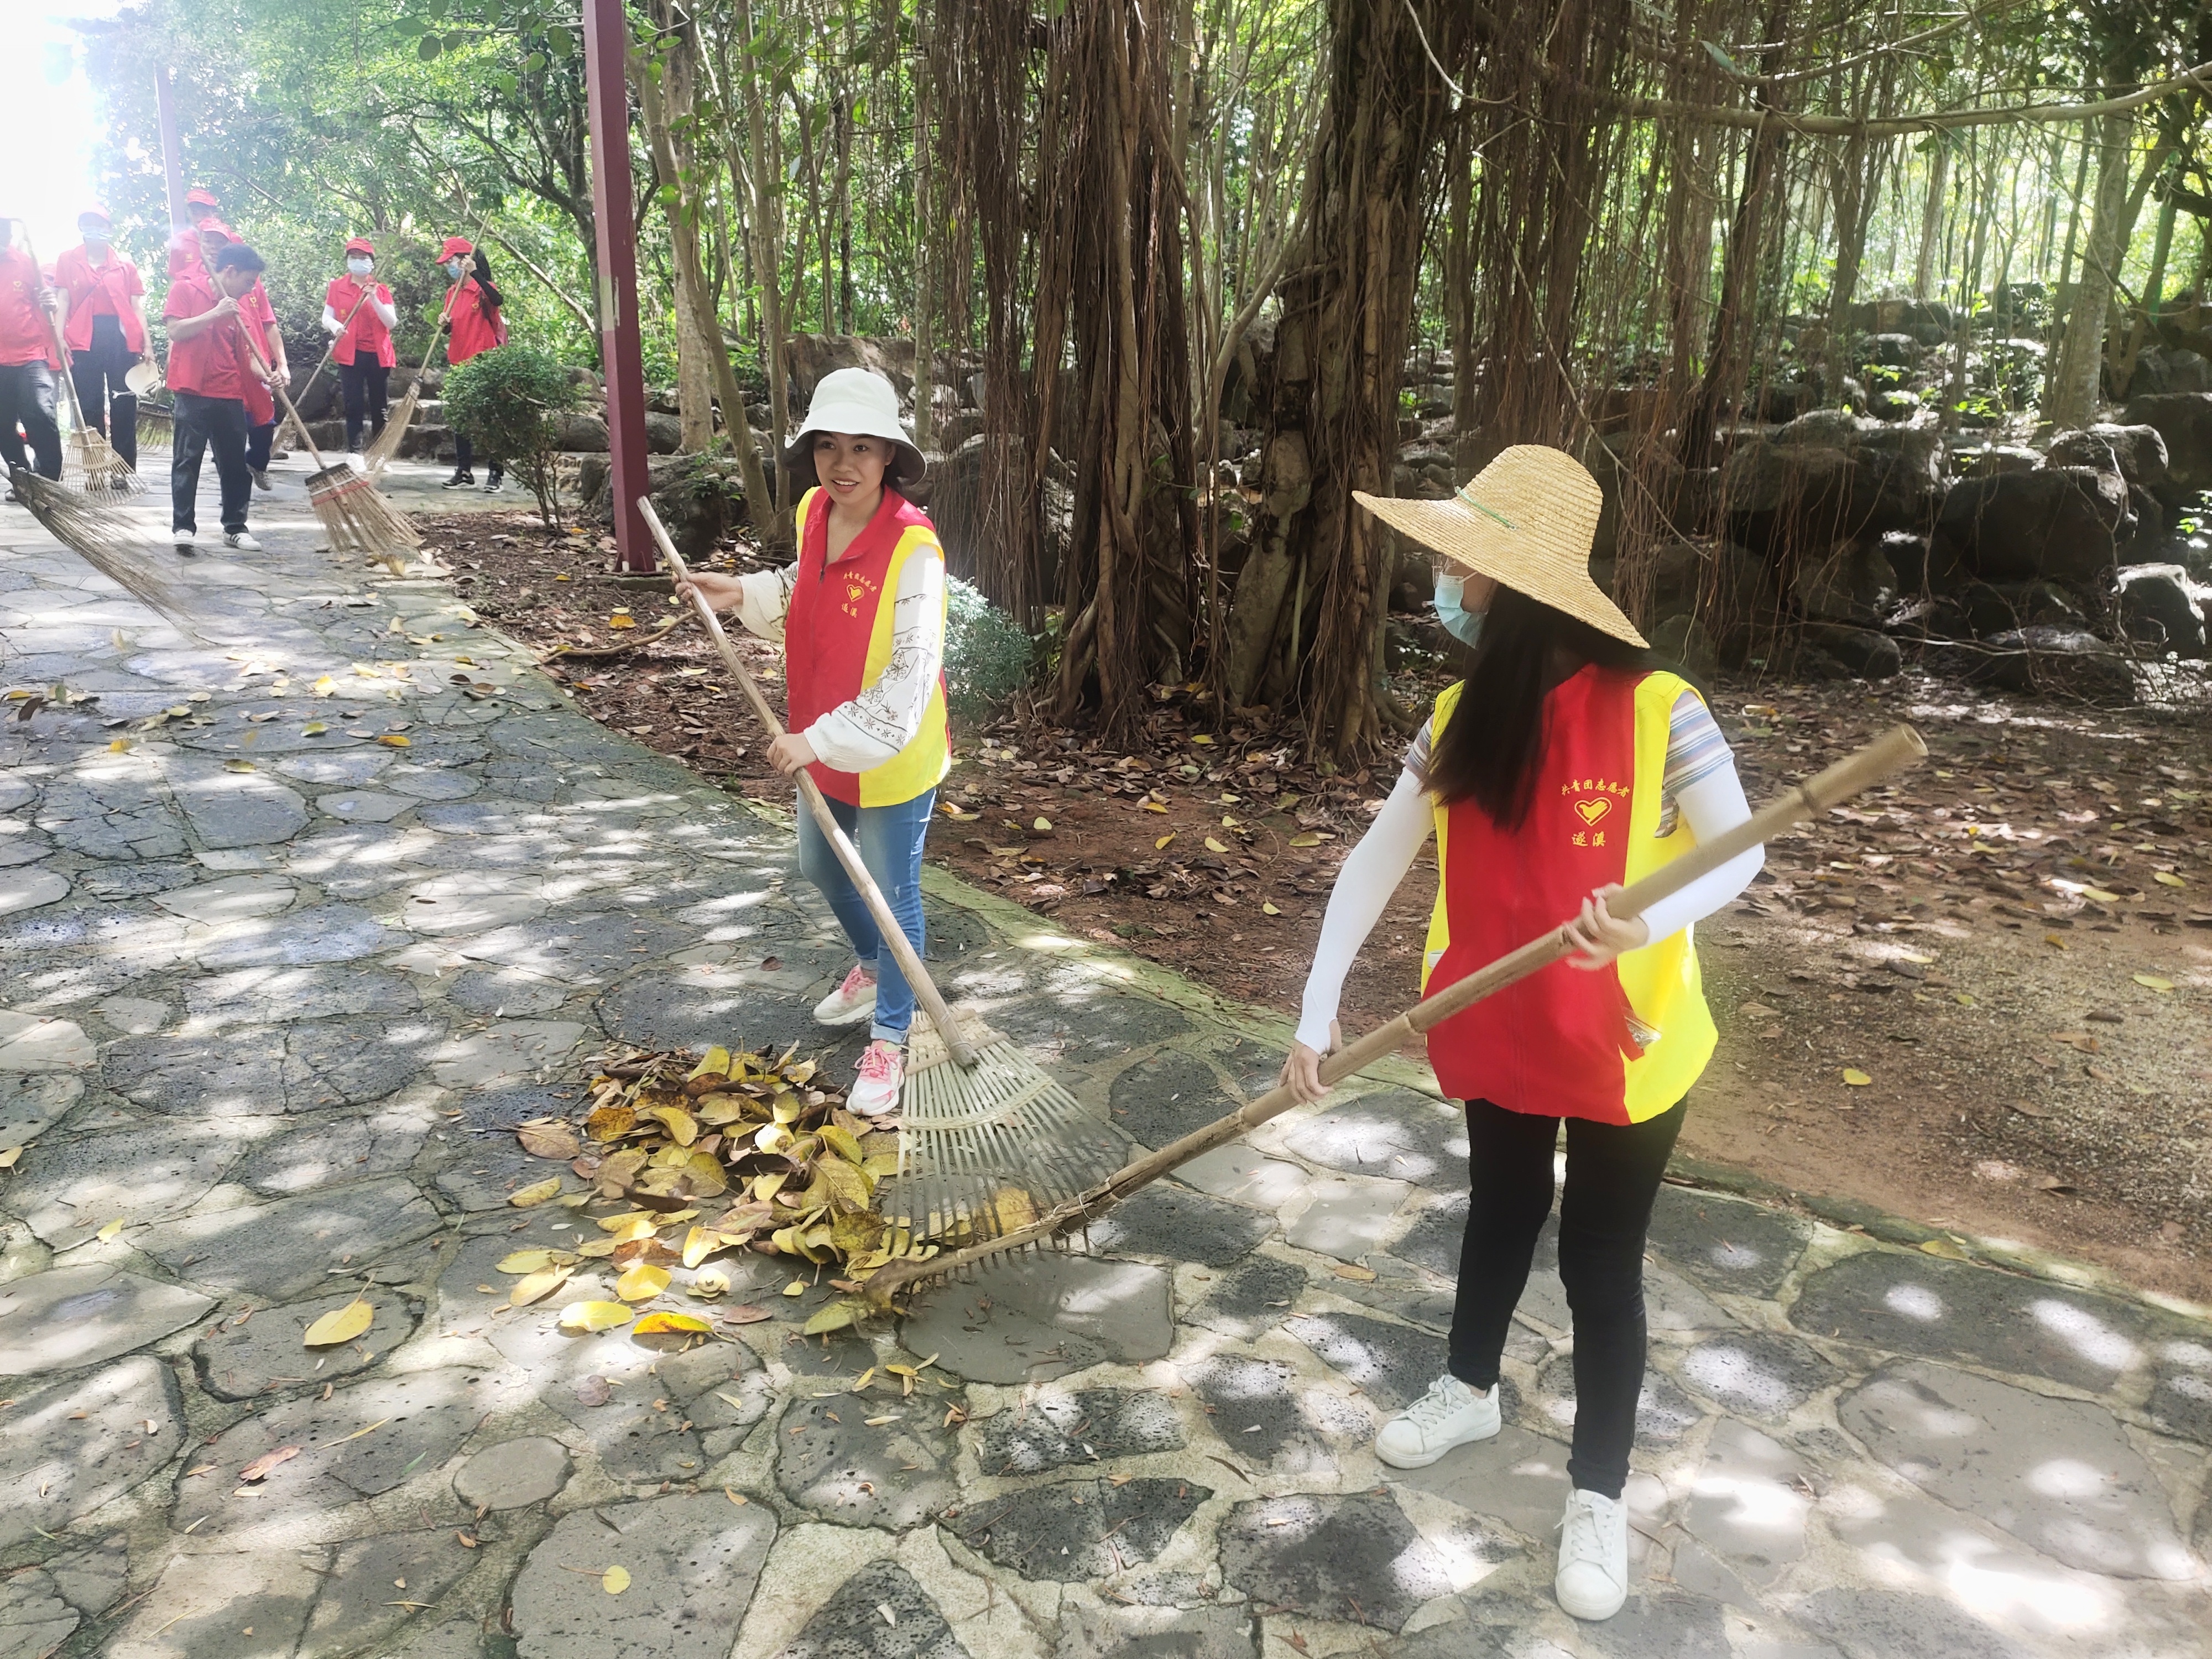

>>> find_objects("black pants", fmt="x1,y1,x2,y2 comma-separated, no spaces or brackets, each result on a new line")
453,432,501,482
247,418,277,473
171,391,252,535
1447,1095,1686,1500
70,315,138,469
339,359,390,450
0,361,62,481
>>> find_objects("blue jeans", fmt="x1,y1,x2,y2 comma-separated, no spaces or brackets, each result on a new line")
796,786,933,1042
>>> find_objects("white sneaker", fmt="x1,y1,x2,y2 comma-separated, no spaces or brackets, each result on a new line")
223,530,262,551
172,529,197,551
1375,1373,1500,1468
812,963,878,1028
847,1039,904,1118
1555,1488,1630,1621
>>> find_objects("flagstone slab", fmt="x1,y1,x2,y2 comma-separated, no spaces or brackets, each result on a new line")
0,1009,95,1072
191,902,404,968
137,1177,441,1300
297,1527,478,1659
1177,1352,1339,1473
768,1558,970,1659
151,872,297,924
1219,1492,1453,1632
0,1566,82,1659
1089,1180,1275,1266
510,1490,778,1659
1396,1423,1574,1540
1837,1358,2196,1579
1790,1248,2155,1393
776,1391,963,1531
192,1287,419,1400
428,1019,588,1089
901,1255,1175,1384
0,1356,186,1547
234,1103,433,1196
1792,1587,2029,1659
1283,1309,1449,1411
451,1435,570,1510
1532,1353,1705,1446
975,1387,1186,1475
1646,1186,1815,1297
7,1117,250,1246
171,767,310,848
954,1477,1209,1582
1175,1141,1311,1209
1281,1089,1469,1190
1674,1329,1838,1420
316,789,418,822
105,1543,327,1659
1105,1048,1239,1150
1683,1421,1813,1583
0,1265,216,1377
1190,1253,1309,1341
0,865,68,916
1281,1173,1415,1260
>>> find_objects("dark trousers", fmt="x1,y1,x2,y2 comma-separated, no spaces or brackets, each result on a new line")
246,418,276,473
453,432,501,482
1447,1095,1687,1500
70,316,138,469
339,359,390,450
171,391,252,535
0,361,63,481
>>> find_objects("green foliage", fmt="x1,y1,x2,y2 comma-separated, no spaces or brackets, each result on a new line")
442,345,581,525
943,577,1034,725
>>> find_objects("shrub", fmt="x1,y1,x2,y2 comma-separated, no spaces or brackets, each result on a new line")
442,345,582,525
943,576,1033,724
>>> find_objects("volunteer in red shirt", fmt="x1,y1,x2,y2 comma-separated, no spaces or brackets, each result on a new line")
435,236,507,492
187,225,291,491
0,216,64,486
54,206,147,471
324,237,397,454
164,241,275,554
168,185,223,279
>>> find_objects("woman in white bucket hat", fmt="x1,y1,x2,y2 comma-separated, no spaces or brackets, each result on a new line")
1277,445,1766,1622
677,367,946,1116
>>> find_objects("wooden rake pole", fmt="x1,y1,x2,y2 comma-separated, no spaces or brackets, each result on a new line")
364,275,462,474
863,723,1931,1302
637,495,982,1070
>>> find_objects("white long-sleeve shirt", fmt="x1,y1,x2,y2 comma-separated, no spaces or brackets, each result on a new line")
323,295,399,335
721,554,946,775
1292,690,1764,1053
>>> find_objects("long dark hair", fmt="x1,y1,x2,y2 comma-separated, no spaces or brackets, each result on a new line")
1421,582,1681,828
471,249,502,317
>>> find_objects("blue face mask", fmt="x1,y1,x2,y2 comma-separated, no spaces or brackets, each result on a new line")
1434,570,1485,649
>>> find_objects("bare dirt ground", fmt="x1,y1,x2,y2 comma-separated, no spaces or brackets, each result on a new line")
421,511,2212,1305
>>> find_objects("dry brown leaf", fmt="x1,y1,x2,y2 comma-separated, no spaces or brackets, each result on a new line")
238,1446,301,1482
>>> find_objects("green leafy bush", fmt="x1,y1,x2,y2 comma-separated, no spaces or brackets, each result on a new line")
442,345,582,525
943,576,1034,724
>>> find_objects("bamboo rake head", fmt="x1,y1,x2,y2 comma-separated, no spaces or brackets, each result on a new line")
61,426,145,495
305,460,421,560
7,467,200,627
363,383,420,474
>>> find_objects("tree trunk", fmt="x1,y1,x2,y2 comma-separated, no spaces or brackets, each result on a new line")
1224,0,1475,754
1913,135,1949,297
909,28,935,449
638,15,773,527
648,31,715,453
2047,111,2133,430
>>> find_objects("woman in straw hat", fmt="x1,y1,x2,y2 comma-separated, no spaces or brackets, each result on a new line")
674,367,948,1119
1277,445,1764,1622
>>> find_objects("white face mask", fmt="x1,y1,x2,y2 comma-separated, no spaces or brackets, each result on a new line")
445,259,466,279
346,256,372,277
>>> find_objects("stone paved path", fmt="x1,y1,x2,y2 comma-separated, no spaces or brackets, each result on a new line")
3,472,2209,1659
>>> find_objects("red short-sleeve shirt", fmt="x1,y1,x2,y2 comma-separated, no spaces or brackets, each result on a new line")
163,265,249,401
0,248,60,369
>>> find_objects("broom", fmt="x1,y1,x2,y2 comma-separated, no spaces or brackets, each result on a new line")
637,497,1125,1236
273,283,380,452
13,224,141,496
238,328,423,570
860,722,1931,1301
7,467,200,627
363,277,460,474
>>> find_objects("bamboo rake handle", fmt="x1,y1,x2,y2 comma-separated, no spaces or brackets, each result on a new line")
866,721,1928,1298
636,495,982,1068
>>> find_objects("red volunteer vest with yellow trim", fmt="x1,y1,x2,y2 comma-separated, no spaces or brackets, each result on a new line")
785,486,952,808
1421,666,1715,1124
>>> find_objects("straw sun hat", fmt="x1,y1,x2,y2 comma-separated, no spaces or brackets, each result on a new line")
1353,444,1645,648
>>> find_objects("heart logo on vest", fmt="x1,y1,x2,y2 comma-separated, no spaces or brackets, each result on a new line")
1574,797,1612,826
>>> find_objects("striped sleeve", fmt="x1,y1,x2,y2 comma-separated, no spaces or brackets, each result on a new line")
1662,690,1731,797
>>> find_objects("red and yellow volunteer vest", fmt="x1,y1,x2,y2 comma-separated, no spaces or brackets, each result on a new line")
784,486,952,808
1421,667,1715,1124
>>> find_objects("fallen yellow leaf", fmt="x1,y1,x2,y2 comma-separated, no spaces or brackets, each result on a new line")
2081,886,2122,903
1919,1237,1970,1260
376,734,410,748
508,1176,562,1208
2133,973,2174,993
1841,1068,1872,1087
497,1249,555,1274
1204,837,1229,853
2154,872,2186,888
312,676,337,696
107,737,131,753
1191,734,1214,745
558,1300,634,1332
608,615,637,630
301,721,327,736
96,1218,123,1241
782,1279,806,1297
602,1565,630,1594
1142,800,1168,813
615,1263,670,1302
509,1267,572,1306
633,1312,712,1334
302,1297,374,1346
1290,832,1322,848
1262,902,1281,916
1155,833,1176,850
1032,816,1052,832
223,759,256,773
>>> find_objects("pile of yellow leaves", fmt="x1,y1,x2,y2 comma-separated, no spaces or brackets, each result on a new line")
497,1043,941,1335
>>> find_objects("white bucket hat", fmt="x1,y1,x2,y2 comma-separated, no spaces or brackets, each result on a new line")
784,367,926,488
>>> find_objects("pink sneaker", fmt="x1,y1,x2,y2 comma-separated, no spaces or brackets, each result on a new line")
848,1039,905,1117
812,963,877,1028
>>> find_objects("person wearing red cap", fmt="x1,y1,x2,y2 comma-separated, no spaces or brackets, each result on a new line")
164,239,275,552
0,216,64,488
189,221,289,490
324,237,397,455
54,206,147,472
168,186,223,279
435,236,508,492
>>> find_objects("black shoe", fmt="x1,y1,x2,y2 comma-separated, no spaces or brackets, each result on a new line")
442,469,476,489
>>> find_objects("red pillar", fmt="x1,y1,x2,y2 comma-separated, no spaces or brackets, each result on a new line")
582,0,654,572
